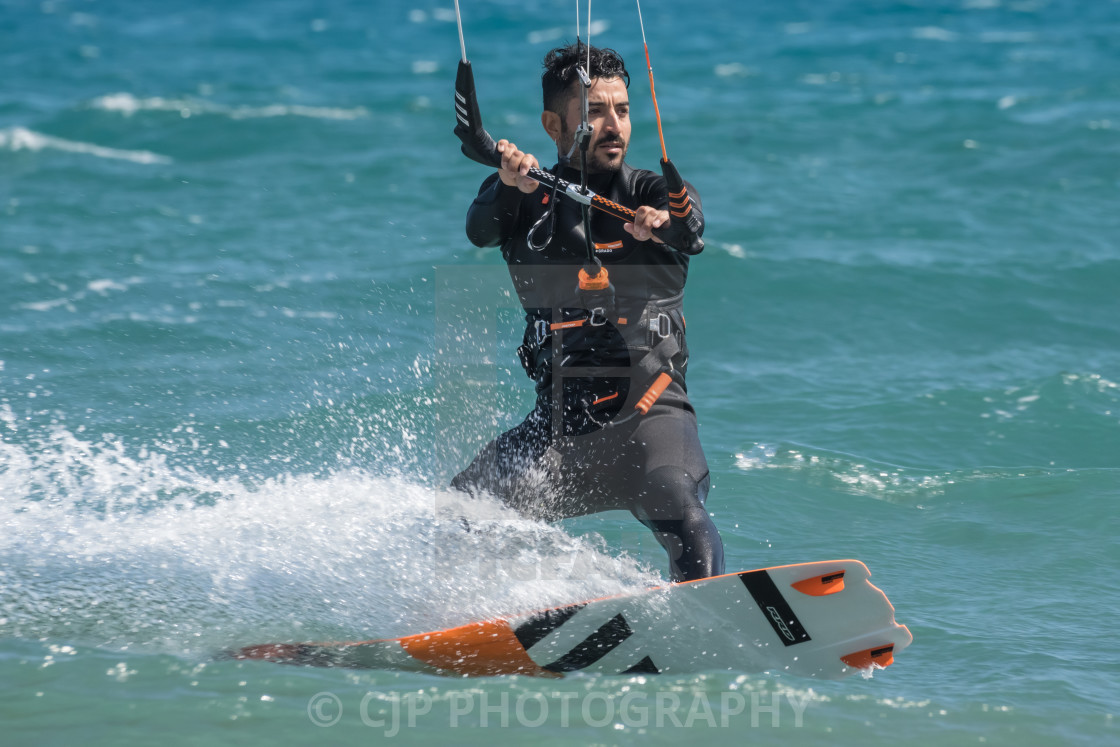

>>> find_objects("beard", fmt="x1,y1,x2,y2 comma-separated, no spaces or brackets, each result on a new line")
586,133,628,173
559,124,628,174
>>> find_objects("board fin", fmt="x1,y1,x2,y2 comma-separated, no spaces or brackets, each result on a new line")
621,655,661,675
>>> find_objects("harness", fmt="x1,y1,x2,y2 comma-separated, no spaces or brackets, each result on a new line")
515,288,689,428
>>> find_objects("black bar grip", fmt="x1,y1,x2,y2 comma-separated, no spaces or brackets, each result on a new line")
454,60,501,168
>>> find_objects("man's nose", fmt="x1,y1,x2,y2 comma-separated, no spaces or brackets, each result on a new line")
602,109,621,133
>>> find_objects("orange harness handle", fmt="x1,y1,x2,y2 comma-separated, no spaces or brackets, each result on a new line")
635,372,672,415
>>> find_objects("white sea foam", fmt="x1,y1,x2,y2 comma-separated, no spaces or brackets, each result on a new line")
89,92,368,121
528,26,566,44
912,26,960,42
528,19,609,45
88,278,141,295
16,297,75,313
714,62,754,78
0,126,171,164
733,443,956,502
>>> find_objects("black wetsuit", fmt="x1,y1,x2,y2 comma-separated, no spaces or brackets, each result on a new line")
451,162,724,582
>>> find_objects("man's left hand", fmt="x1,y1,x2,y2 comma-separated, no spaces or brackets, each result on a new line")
624,206,668,243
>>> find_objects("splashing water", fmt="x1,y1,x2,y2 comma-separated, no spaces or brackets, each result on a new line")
0,413,659,660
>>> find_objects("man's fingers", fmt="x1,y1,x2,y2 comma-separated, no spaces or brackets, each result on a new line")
625,208,669,243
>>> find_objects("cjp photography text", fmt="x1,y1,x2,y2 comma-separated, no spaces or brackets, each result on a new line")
307,687,814,735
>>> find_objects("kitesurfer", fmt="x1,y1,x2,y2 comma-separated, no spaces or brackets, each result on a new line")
451,43,723,582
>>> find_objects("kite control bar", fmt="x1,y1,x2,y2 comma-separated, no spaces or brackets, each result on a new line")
453,59,703,255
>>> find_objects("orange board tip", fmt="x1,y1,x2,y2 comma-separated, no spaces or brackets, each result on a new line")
399,620,558,678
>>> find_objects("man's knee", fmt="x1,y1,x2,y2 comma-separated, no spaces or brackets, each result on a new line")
632,467,723,581
633,466,708,522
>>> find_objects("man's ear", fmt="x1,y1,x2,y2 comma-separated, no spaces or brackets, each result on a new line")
541,110,562,142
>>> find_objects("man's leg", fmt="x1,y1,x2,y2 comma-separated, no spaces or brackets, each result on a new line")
450,406,558,518
632,466,724,582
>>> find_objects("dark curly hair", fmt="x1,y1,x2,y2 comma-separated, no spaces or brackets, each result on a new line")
542,43,630,114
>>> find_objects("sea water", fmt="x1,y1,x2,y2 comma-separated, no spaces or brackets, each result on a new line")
2,0,1118,744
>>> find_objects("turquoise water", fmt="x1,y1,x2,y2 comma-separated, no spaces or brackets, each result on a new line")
2,0,1119,744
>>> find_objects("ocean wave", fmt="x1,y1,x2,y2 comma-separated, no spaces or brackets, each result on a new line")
733,443,958,502
89,92,369,121
731,441,1114,505
12,276,143,315
0,126,171,164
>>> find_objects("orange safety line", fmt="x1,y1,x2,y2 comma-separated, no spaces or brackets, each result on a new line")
592,392,619,406
644,45,669,162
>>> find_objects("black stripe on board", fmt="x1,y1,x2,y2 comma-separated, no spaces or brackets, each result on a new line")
542,613,633,673
621,655,660,675
513,604,587,651
739,570,812,647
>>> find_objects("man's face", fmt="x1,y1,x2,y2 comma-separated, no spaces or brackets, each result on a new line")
557,76,631,174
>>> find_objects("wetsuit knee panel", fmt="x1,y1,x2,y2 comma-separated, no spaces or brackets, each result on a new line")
633,465,709,523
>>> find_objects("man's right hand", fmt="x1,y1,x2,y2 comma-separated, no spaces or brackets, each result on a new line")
497,140,540,193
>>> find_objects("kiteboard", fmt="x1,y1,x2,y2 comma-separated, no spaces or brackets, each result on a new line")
232,559,911,679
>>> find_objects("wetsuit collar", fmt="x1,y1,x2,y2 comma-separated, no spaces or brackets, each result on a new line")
556,164,623,192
